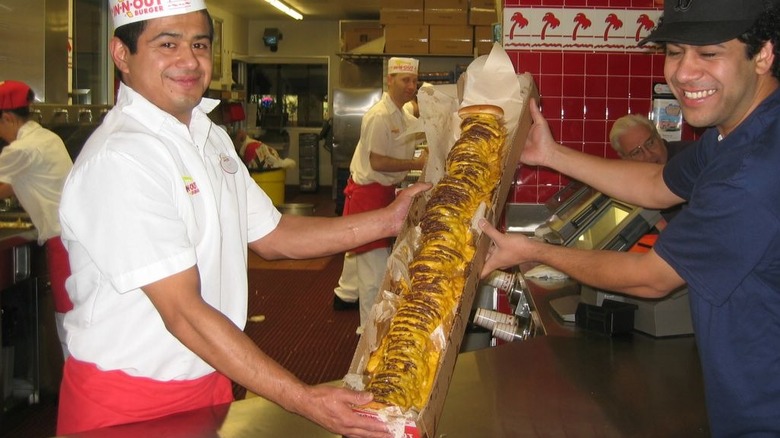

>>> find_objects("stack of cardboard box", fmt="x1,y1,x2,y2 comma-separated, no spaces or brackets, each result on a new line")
470,0,498,55
340,21,385,53
381,0,429,54
427,0,471,55
378,0,498,56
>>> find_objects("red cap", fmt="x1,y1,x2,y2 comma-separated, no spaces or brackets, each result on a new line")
0,80,32,110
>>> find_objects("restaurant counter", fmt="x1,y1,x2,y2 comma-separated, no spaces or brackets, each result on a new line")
60,278,710,437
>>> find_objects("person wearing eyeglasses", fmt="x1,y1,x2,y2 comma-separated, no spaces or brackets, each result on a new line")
609,114,691,165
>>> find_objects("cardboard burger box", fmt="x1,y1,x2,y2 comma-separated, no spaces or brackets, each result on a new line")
345,70,539,438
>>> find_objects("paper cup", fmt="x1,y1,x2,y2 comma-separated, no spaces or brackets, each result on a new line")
492,322,524,342
473,308,518,331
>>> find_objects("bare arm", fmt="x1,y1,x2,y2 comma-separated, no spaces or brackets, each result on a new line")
142,267,391,438
251,182,430,260
523,98,684,210
478,220,684,298
369,149,427,173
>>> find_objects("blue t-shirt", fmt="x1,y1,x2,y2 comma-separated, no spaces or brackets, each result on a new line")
656,89,780,436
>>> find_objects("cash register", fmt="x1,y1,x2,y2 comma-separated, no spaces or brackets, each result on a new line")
515,181,693,337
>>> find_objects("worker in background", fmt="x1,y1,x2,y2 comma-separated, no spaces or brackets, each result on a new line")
0,80,73,357
332,57,428,335
609,114,691,164
56,2,426,435
609,114,693,222
479,0,780,434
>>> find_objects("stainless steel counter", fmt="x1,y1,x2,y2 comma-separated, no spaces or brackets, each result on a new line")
61,277,709,437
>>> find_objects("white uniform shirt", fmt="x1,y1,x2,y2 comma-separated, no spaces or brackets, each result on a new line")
0,121,73,243
350,92,418,186
59,83,281,380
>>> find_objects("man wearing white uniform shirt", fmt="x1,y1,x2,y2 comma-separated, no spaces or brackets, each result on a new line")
333,57,428,332
56,2,425,436
0,80,73,356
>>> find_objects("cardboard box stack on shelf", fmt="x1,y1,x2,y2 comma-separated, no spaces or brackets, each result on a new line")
474,25,493,55
341,21,385,53
469,0,499,26
381,0,428,54
426,0,471,55
429,25,473,55
424,0,468,25
366,0,499,55
380,0,425,25
384,24,430,55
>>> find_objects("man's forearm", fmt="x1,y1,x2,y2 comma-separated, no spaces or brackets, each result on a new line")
143,268,311,415
370,152,423,172
254,211,395,260
526,239,677,298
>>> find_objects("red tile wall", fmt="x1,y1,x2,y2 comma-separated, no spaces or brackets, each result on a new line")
504,0,699,203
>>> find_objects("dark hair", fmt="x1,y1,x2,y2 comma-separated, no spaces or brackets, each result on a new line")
0,88,34,119
738,4,780,79
114,9,214,54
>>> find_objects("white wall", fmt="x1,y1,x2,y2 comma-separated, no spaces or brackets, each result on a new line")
205,1,249,90
242,19,342,104
241,19,342,188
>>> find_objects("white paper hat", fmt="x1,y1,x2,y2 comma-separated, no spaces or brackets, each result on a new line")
110,0,207,30
388,57,419,75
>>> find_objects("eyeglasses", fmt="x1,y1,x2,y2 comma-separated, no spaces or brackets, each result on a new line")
623,135,660,159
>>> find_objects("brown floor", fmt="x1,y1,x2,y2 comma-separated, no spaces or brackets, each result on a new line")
1,186,347,438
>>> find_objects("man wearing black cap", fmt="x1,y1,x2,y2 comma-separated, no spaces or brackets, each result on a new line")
478,0,780,435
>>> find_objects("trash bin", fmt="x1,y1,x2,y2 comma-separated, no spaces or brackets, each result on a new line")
251,168,286,206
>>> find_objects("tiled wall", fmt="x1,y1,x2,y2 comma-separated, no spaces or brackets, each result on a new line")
504,0,698,203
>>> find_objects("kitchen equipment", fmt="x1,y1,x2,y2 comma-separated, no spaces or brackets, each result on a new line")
298,133,320,192
330,88,382,214
331,88,382,168
513,181,662,323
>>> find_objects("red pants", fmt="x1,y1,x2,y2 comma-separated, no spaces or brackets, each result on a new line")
46,237,72,312
57,357,234,435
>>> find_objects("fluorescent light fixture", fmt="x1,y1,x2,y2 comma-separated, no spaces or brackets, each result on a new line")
265,0,303,20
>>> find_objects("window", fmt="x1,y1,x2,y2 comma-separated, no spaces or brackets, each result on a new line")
248,64,328,128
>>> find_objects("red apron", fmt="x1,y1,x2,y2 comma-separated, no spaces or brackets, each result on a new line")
57,357,234,435
343,178,397,254
46,236,73,312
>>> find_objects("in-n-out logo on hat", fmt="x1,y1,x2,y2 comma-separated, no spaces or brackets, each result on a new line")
111,0,207,30
387,57,419,75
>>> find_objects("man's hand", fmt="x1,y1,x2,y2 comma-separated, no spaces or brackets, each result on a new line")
297,385,392,438
479,219,537,278
414,148,429,170
385,182,431,236
521,98,560,168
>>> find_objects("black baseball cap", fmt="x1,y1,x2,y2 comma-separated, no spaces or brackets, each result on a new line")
639,0,777,46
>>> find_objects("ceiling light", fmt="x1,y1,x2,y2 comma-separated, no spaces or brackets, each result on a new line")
265,0,303,20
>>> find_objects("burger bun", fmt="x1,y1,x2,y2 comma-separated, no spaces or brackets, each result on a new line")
458,104,504,119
